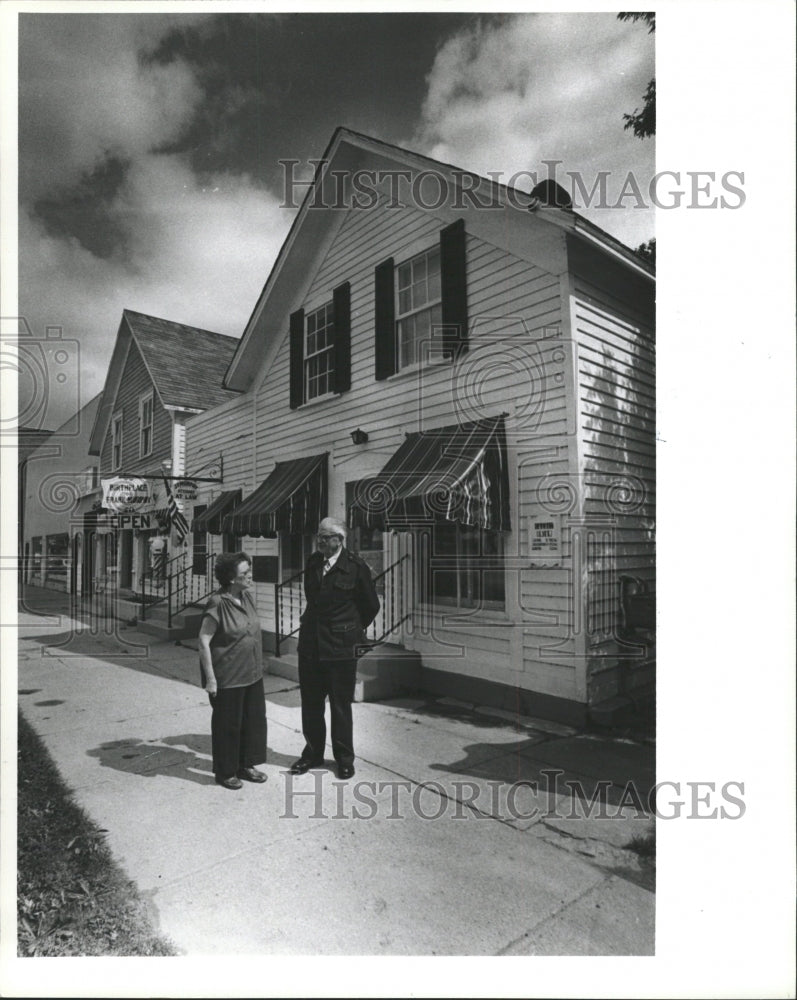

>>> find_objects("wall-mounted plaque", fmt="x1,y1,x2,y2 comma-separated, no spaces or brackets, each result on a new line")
528,510,563,566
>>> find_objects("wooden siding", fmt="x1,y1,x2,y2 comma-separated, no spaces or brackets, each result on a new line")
572,268,655,660
245,198,581,698
184,393,280,617
98,339,172,474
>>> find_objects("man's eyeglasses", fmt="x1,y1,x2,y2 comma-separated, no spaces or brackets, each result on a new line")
317,534,342,541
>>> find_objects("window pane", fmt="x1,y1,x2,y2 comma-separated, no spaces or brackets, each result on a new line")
429,269,441,301
428,248,440,274
413,256,427,283
432,569,457,604
398,288,411,315
414,281,428,308
398,262,411,289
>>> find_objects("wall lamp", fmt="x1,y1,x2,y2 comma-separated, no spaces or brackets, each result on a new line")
350,428,369,445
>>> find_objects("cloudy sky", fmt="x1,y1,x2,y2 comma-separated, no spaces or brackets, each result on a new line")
16,10,654,429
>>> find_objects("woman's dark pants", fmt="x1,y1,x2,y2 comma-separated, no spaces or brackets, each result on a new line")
209,677,267,779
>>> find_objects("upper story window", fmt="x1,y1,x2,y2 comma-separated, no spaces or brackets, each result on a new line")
289,282,351,410
375,218,468,382
305,302,335,401
396,246,442,369
139,391,154,457
111,413,123,471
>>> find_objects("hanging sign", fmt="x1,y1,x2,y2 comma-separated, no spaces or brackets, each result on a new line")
173,479,199,503
528,510,563,566
102,477,152,513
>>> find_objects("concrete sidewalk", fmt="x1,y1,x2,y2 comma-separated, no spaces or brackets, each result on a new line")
16,587,655,956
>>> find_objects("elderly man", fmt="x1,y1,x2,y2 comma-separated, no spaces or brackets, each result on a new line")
290,516,380,779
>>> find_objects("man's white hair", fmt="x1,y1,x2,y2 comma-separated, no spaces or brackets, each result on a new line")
318,516,347,540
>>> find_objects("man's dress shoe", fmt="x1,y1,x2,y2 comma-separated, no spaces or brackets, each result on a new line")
289,758,323,775
337,764,355,780
216,775,243,790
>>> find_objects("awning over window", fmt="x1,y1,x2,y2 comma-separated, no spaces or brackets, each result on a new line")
349,415,510,531
191,490,242,536
221,453,328,538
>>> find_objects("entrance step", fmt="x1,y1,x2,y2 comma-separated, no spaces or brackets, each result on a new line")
265,642,422,703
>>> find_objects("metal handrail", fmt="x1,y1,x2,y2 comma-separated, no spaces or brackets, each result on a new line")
273,554,412,657
368,553,411,645
274,568,306,657
139,549,217,628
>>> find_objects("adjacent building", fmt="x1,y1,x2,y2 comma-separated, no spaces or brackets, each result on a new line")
86,310,240,598
21,403,99,592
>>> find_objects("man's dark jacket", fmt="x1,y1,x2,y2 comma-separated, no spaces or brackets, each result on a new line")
298,547,380,661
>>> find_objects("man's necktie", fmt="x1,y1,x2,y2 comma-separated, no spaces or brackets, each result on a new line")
322,559,331,576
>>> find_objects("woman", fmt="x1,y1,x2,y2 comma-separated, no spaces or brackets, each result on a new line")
198,552,268,790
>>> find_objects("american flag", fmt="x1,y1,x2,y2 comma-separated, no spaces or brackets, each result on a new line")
162,473,190,545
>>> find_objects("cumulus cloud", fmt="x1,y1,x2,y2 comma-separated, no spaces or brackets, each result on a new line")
18,14,291,422
19,14,206,203
413,12,656,246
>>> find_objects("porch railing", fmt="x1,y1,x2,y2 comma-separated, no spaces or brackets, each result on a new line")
139,550,217,627
273,568,305,658
273,554,411,657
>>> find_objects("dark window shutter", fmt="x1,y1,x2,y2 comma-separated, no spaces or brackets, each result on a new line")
289,308,305,409
374,257,396,381
440,218,468,359
332,281,351,394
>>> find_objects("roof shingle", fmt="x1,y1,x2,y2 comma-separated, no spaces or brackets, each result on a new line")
123,310,241,411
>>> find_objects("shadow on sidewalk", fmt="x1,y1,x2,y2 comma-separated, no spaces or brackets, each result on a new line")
430,734,655,808
87,735,216,785
87,734,299,784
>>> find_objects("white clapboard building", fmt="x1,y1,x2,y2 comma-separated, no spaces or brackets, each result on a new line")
184,128,655,725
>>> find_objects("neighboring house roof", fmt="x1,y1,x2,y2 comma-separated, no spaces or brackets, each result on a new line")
224,125,654,393
18,427,56,464
124,310,241,411
89,310,241,457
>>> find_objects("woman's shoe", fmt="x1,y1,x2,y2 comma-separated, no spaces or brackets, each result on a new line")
216,775,243,790
238,767,267,783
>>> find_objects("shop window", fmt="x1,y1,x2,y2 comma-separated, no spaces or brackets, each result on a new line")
45,533,69,584
423,522,505,611
31,536,43,578
281,532,315,583
192,505,207,575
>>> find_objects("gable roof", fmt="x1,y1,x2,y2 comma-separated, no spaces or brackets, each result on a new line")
123,310,240,411
89,310,241,456
224,126,654,392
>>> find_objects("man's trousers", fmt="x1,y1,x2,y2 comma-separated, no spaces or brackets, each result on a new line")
297,656,356,767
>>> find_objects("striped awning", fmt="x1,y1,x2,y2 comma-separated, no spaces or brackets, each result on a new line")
349,415,510,531
221,453,328,538
191,490,242,536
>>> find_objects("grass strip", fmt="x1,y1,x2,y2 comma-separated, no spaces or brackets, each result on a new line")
17,711,177,956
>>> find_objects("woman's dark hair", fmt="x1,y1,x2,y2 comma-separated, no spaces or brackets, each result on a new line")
214,552,251,588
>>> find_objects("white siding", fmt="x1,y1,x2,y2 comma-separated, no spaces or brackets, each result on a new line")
573,272,655,663
247,199,580,697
